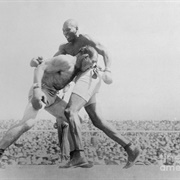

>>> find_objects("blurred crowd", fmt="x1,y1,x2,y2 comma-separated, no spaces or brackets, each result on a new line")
1,118,180,166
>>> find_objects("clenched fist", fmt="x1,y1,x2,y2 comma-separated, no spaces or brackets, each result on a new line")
31,86,46,110
30,56,43,67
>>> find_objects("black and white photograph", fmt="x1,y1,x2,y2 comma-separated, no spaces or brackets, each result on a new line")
0,0,180,179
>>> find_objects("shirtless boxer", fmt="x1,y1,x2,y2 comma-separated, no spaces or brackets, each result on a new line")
54,19,140,169
0,46,96,168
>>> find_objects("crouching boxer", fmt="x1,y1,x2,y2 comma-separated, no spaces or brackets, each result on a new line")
0,46,98,168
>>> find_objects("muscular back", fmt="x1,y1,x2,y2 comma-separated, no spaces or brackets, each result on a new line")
41,54,77,90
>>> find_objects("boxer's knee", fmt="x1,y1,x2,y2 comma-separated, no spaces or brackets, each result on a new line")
64,108,77,124
92,119,103,129
64,108,73,120
64,108,70,119
24,121,34,131
19,119,36,132
91,115,110,130
55,117,69,129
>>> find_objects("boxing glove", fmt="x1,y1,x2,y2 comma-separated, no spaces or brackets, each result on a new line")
31,85,46,110
102,69,113,84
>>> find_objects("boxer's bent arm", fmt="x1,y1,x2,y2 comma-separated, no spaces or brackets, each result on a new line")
83,34,112,70
33,63,47,86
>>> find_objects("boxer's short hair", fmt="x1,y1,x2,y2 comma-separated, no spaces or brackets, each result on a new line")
78,46,98,62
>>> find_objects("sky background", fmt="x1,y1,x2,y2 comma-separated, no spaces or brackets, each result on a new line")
0,0,180,121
